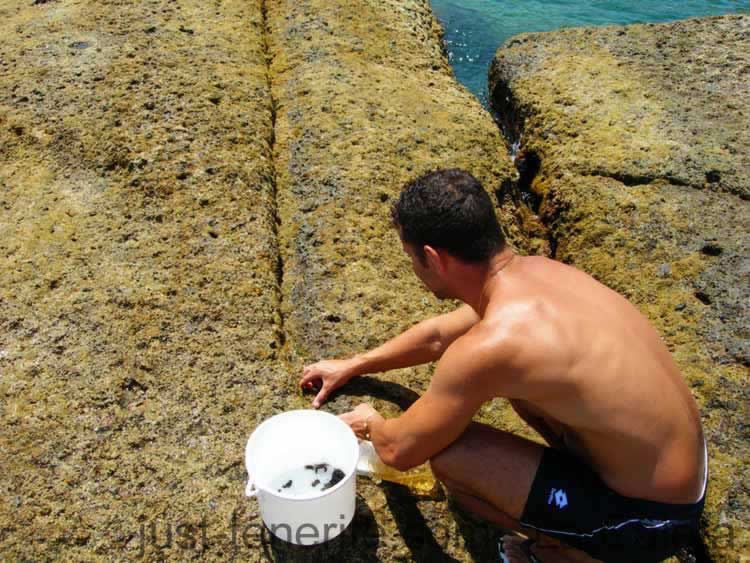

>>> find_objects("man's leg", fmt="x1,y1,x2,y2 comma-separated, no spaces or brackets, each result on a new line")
429,421,543,524
429,422,600,563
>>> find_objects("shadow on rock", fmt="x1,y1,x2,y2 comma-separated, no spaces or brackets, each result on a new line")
383,482,459,562
447,495,508,562
338,376,421,412
260,494,379,562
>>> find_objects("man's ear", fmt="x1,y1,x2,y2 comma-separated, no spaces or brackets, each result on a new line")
423,245,444,273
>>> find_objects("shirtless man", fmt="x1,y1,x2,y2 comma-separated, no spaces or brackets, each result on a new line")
299,169,707,563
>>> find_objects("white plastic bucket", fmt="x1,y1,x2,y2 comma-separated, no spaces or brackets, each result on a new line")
245,409,359,545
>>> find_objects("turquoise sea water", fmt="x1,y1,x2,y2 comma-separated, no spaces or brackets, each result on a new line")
430,0,750,106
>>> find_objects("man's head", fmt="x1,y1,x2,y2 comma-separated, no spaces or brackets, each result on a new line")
391,168,506,298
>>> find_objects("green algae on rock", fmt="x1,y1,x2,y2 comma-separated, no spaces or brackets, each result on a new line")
265,0,524,558
490,15,750,561
0,0,286,559
266,0,518,367
0,0,530,560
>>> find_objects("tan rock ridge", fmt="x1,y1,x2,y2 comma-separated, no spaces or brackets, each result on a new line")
490,14,750,561
266,0,517,368
266,0,522,558
1,0,283,559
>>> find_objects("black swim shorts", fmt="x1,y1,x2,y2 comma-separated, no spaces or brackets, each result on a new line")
519,445,707,563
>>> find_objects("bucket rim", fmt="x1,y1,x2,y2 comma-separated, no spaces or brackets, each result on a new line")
245,409,359,501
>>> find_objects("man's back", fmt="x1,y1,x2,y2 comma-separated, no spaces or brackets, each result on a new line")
332,168,708,561
470,255,705,504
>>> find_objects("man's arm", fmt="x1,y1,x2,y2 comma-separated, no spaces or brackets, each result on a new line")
365,331,498,470
349,303,479,375
301,304,479,407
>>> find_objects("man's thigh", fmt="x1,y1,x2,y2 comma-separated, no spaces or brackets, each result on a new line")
429,421,545,520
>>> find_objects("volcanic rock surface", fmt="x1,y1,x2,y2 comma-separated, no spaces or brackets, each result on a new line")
490,15,750,561
0,0,521,560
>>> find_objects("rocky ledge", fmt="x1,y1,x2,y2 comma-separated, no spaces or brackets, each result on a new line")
0,0,522,560
490,15,750,561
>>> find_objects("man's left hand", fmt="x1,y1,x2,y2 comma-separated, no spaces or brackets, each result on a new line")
339,402,379,440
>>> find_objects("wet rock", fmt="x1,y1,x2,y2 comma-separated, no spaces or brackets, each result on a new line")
490,15,750,560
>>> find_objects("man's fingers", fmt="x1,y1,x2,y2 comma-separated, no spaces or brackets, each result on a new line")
312,385,330,409
300,370,321,386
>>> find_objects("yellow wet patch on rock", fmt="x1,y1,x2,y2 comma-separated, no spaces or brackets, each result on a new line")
491,15,750,561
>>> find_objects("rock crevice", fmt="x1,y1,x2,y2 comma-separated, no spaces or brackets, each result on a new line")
260,0,287,353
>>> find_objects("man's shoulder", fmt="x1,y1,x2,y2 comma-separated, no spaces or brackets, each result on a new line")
481,296,557,344
428,322,531,401
446,300,566,377
440,316,528,376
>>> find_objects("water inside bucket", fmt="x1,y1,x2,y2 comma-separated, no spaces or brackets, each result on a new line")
272,462,345,497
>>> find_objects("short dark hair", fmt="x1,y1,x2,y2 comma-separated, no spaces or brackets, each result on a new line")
391,168,505,263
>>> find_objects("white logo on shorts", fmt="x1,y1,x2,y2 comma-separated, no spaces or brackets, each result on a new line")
548,488,569,509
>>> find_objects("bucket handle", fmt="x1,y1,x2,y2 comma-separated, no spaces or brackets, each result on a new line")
245,477,258,498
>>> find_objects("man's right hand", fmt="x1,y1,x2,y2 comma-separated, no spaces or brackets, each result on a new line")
296,305,477,408
300,358,360,408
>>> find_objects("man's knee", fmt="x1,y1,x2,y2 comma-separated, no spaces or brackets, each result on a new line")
429,446,469,492
429,455,474,498
429,450,449,482
428,431,484,493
